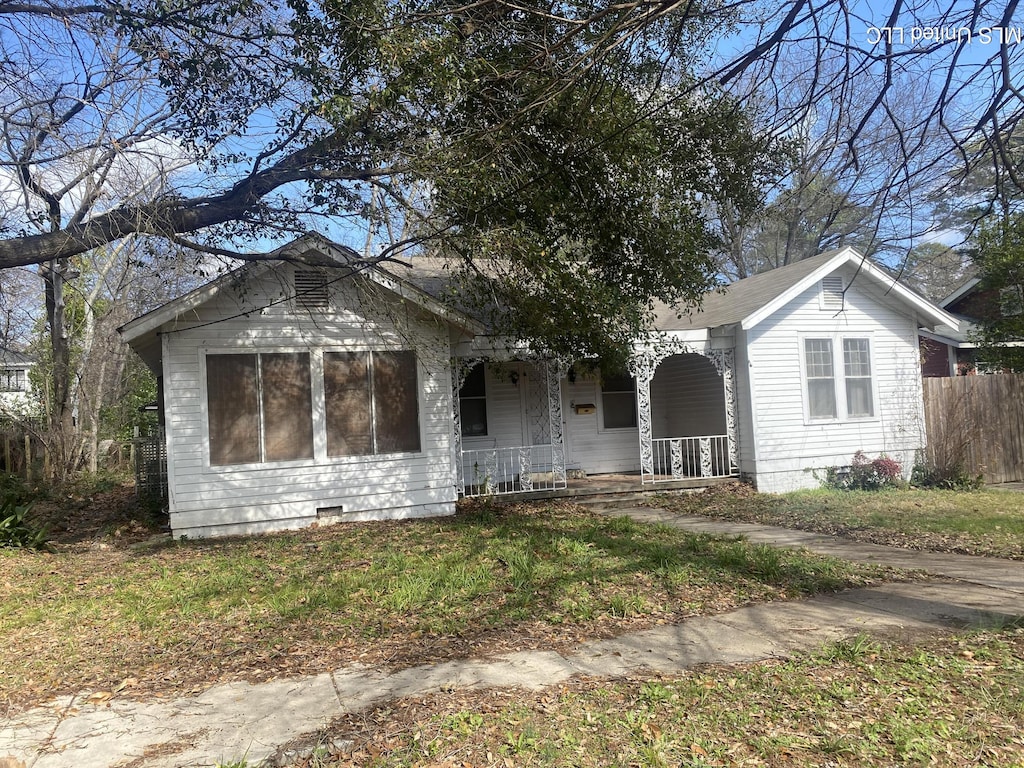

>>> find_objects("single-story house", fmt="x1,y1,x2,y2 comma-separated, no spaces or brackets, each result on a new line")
119,236,958,538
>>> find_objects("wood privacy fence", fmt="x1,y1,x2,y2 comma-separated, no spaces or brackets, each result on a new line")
922,374,1024,484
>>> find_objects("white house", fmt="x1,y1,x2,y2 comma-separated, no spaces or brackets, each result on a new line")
0,348,38,418
119,236,958,537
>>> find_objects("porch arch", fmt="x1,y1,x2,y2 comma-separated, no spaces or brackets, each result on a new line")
630,345,738,482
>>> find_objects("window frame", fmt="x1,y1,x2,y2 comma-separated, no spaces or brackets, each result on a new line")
598,370,638,432
0,368,26,392
202,347,423,469
205,351,315,467
457,362,488,438
799,335,878,425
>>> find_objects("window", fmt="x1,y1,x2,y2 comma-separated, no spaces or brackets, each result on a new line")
207,353,314,465
804,339,837,419
842,339,874,417
601,371,637,429
803,337,874,421
324,350,420,456
0,368,26,392
458,363,487,437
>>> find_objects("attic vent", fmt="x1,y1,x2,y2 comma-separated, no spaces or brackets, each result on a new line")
820,276,845,311
294,270,329,309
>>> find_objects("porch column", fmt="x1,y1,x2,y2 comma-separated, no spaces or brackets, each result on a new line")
628,353,658,482
545,361,567,485
707,349,738,473
451,358,481,495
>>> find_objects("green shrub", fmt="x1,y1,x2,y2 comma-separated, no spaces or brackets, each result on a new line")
911,461,984,491
822,451,903,491
0,497,49,550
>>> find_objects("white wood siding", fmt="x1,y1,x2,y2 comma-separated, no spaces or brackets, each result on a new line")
564,373,640,474
161,267,457,537
746,266,926,492
460,363,525,452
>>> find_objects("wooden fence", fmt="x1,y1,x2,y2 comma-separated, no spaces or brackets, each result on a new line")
922,374,1024,484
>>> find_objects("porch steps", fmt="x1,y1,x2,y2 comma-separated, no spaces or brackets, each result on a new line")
491,475,737,506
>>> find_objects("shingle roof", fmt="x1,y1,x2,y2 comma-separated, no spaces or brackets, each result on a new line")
651,250,846,330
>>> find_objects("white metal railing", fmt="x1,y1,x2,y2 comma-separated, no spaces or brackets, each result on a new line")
649,435,734,482
461,444,567,496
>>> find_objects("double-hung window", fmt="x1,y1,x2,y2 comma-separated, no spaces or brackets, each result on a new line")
803,337,874,421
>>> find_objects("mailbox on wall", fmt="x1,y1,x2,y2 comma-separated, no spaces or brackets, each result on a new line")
574,403,596,415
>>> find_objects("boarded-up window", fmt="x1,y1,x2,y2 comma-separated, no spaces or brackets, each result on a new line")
325,350,420,456
261,353,315,461
206,352,313,466
207,354,260,465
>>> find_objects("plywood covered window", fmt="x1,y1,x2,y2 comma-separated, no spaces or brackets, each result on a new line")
207,353,314,465
324,350,421,456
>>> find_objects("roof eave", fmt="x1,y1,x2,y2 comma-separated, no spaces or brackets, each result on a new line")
739,247,959,332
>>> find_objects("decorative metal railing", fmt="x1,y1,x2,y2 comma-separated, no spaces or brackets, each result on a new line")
461,444,567,496
647,435,734,482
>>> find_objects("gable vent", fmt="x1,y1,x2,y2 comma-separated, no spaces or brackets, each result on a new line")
294,270,330,309
820,276,845,311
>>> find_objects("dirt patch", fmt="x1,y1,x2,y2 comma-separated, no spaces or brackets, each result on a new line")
26,481,168,550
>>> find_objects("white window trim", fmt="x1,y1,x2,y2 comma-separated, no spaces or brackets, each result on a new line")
798,334,880,425
200,346,425,471
596,376,639,433
200,346,317,471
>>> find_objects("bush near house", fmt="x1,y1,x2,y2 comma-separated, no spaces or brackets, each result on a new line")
823,450,903,491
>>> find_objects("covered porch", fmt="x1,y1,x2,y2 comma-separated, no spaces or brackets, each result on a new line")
452,335,738,498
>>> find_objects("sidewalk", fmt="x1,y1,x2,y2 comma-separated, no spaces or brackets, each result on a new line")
2,508,1022,768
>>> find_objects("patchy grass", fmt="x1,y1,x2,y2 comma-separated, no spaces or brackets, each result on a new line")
0,500,902,715
322,628,1024,767
656,484,1024,560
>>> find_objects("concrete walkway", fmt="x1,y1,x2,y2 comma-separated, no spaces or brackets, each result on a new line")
2,509,1022,768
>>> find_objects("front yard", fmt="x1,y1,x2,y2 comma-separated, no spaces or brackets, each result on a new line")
656,484,1024,560
1,498,898,716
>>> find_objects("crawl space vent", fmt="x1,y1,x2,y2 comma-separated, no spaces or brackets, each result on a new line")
294,270,330,309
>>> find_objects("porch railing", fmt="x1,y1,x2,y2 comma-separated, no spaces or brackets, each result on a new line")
461,444,567,496
648,435,733,482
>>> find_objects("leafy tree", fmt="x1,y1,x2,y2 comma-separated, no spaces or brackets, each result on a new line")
970,212,1024,370
900,242,971,302
1,0,1023,476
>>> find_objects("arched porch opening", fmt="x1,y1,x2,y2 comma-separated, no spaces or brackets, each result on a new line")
632,346,738,483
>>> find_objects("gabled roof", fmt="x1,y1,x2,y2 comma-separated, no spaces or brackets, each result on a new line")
939,276,981,309
119,234,483,346
654,247,958,332
0,348,33,366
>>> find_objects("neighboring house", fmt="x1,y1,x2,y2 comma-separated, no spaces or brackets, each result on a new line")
119,237,957,538
0,348,37,417
919,277,1024,376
